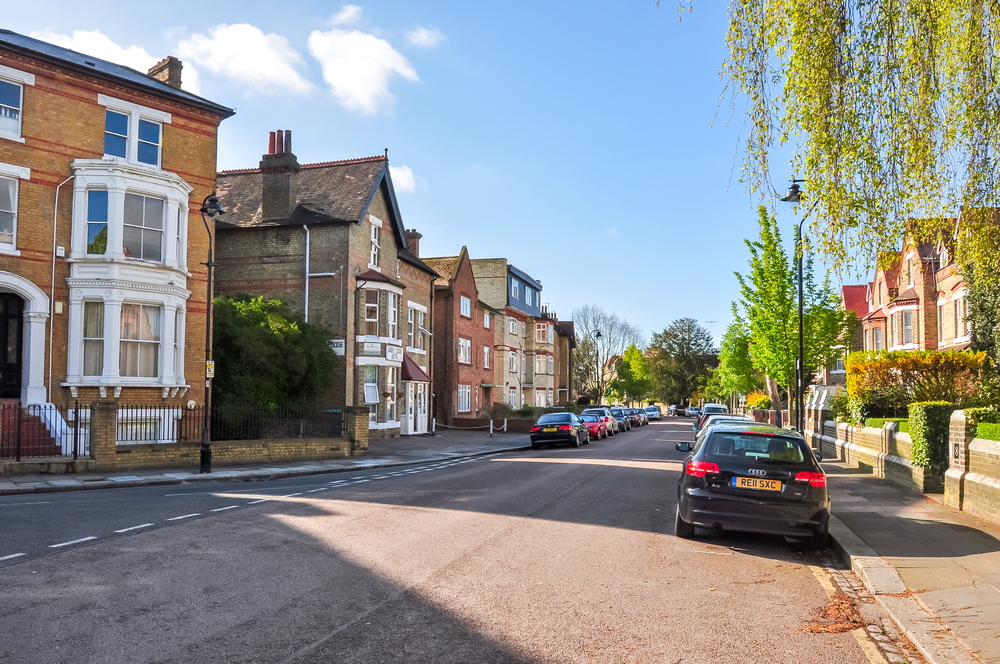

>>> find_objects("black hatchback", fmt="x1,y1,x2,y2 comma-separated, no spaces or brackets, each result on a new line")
673,426,830,549
530,413,590,449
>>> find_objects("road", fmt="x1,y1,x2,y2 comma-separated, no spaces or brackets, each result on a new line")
0,418,873,663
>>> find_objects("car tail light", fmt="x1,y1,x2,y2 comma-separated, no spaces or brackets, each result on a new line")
795,471,827,487
685,460,721,477
558,425,574,431
530,427,541,433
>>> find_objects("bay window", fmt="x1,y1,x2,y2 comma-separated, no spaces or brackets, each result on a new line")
120,304,161,377
387,292,399,339
365,290,379,335
86,190,108,254
82,302,104,376
123,194,164,261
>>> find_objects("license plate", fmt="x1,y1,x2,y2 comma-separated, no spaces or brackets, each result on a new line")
543,427,558,432
732,476,782,492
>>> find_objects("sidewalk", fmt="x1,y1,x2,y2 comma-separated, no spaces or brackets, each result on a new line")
0,430,532,496
825,459,1000,664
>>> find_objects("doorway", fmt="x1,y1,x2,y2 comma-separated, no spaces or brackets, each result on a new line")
0,293,23,400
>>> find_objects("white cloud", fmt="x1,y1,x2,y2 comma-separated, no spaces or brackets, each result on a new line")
177,24,313,95
405,27,446,48
389,165,419,193
307,28,418,115
30,29,203,95
330,5,363,26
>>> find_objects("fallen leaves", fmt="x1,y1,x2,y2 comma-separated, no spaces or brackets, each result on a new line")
801,590,867,634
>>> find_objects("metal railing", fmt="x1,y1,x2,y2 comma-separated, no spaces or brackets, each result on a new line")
0,401,88,460
206,404,346,441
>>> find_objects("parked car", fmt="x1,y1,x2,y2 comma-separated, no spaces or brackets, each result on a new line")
609,407,632,431
582,407,620,435
687,406,701,419
636,408,649,425
645,406,662,421
579,414,608,440
673,425,829,549
670,405,686,417
530,413,590,449
694,410,747,432
694,417,767,445
701,403,729,419
621,408,642,427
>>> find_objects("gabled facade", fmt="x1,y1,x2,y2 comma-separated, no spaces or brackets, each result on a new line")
214,132,436,438
0,30,232,407
423,247,496,423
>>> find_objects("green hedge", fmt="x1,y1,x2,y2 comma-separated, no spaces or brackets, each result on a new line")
864,417,910,433
964,407,1000,425
908,401,954,469
977,423,1000,441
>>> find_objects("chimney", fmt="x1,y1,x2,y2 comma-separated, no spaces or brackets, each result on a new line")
260,129,300,221
405,229,422,257
148,56,183,89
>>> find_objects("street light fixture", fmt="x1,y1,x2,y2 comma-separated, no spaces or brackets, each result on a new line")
780,178,808,433
199,192,225,474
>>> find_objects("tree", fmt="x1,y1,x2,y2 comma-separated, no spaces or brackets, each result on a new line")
724,1,1000,272
715,319,761,398
647,318,716,405
572,305,645,403
213,296,339,407
610,343,654,405
733,207,857,404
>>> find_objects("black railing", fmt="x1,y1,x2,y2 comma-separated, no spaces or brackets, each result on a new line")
205,404,346,441
0,401,87,460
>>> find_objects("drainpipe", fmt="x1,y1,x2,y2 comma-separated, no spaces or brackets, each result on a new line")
302,224,336,323
49,176,74,404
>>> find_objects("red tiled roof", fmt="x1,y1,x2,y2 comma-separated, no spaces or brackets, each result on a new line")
402,354,430,382
356,269,406,289
863,307,887,321
841,285,869,319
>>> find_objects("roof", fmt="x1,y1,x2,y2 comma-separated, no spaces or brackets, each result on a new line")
422,255,461,288
554,320,577,348
863,307,887,321
355,269,405,289
216,157,388,228
402,354,430,382
841,285,869,319
0,29,233,118
508,264,541,288
890,287,919,304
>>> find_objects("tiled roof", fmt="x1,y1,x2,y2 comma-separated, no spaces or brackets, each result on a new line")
422,256,460,287
841,285,869,319
355,269,405,289
0,29,233,117
890,287,919,304
863,307,887,321
216,157,387,228
402,354,431,382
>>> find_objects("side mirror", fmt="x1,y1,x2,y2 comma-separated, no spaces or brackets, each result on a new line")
675,442,692,452
813,450,823,462
692,426,699,432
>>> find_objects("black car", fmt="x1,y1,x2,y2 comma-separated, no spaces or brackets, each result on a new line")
609,408,631,431
673,426,830,549
530,413,590,449
621,408,641,427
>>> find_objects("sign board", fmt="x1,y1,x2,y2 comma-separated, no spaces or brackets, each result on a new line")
363,342,381,355
205,360,215,378
386,345,404,362
329,339,345,356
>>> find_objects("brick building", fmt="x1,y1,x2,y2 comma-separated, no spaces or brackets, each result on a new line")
0,30,232,413
423,247,499,423
214,132,437,438
553,319,576,404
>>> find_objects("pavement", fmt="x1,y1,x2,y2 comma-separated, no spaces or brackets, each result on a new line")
3,426,999,663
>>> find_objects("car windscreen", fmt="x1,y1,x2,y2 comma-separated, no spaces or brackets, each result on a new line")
582,409,606,417
704,405,727,413
645,407,659,412
536,414,572,424
610,409,626,416
703,434,807,464
580,415,599,422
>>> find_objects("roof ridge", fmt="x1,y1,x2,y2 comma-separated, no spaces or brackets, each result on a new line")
217,155,386,177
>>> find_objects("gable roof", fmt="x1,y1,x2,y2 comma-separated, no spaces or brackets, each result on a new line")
0,29,233,118
841,285,869,319
422,255,461,287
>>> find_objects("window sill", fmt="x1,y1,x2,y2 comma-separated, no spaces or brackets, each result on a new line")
0,246,21,256
0,132,25,144
405,347,427,355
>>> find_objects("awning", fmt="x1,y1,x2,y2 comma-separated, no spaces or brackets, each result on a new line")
401,354,431,382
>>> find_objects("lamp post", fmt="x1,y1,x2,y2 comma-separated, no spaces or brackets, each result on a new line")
199,193,225,473
780,179,807,432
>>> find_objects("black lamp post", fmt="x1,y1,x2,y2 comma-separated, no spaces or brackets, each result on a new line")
780,179,807,432
199,192,225,473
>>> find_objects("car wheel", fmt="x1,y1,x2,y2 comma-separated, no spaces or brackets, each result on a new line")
531,442,540,450
584,432,590,444
806,528,829,551
571,433,581,448
674,504,695,539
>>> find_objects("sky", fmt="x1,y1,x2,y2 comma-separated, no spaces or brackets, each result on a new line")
4,1,832,347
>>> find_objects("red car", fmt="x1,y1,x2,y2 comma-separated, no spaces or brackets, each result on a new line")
580,414,608,440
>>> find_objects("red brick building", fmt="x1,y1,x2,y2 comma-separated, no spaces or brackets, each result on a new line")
423,247,499,423
214,132,437,437
0,30,232,412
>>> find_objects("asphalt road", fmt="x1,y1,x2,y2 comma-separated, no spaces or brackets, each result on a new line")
0,419,871,663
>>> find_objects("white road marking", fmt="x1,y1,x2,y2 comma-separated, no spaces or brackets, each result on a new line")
307,488,325,493
0,553,26,561
351,479,371,483
167,513,200,521
49,536,96,548
282,493,303,497
0,501,51,506
114,523,154,533
246,499,270,505
211,505,239,512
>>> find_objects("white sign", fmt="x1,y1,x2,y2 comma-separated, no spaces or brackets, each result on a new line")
363,342,381,356
386,345,404,362
205,361,215,378
329,339,345,356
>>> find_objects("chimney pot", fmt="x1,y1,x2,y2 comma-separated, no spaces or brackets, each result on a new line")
275,130,284,154
268,131,276,155
285,130,292,154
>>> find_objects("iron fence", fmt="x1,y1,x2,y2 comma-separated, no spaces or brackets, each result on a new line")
0,401,88,460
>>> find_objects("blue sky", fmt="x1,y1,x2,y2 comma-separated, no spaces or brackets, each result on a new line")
5,1,822,346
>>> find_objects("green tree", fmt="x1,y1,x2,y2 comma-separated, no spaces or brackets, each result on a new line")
715,319,761,398
734,207,857,403
610,343,653,405
647,318,716,405
213,296,339,407
723,1,1000,273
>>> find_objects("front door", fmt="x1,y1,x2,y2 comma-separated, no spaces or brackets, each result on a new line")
0,294,23,399
401,382,415,435
415,383,428,433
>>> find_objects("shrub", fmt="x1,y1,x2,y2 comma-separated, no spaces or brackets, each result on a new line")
908,401,954,469
864,417,910,434
560,401,582,414
964,407,1000,425
481,402,515,419
847,397,871,427
745,390,771,409
847,350,987,415
977,423,1000,441
514,405,545,420
827,393,850,421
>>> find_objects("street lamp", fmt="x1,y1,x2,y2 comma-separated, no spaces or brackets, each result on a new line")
781,179,807,433
199,192,225,473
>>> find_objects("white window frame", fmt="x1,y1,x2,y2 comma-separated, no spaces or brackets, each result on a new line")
458,338,472,364
407,308,415,347
122,192,166,262
119,303,162,378
536,323,546,343
458,385,471,413
97,95,171,168
386,366,398,421
387,292,399,340
417,311,427,350
547,356,554,375
0,64,34,143
509,317,518,335
363,365,379,404
535,354,546,374
508,351,517,373
510,279,519,299
483,346,490,369
902,310,914,345
460,295,471,318
547,324,554,344
370,223,380,269
484,311,490,328
873,327,884,350
508,387,518,408
0,162,29,253
365,290,380,336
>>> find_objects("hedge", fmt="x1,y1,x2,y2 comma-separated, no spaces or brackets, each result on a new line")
865,417,910,433
908,401,954,469
963,407,1000,425
977,423,1000,441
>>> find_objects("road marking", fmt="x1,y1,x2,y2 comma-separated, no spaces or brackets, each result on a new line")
167,513,200,521
114,523,153,533
307,488,325,493
351,479,370,483
282,493,303,497
211,505,239,512
0,553,26,561
0,501,51,506
49,536,96,548
246,499,270,505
